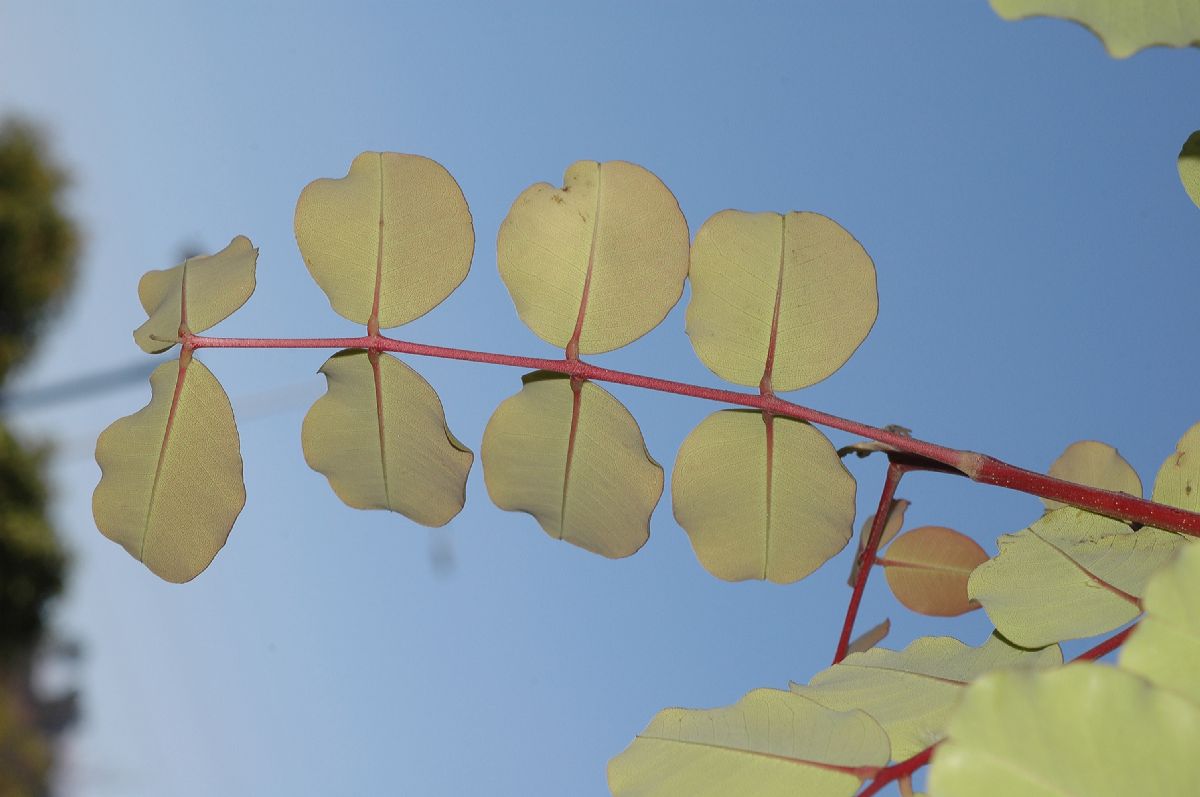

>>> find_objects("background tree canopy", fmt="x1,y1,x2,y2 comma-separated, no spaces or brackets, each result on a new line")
0,119,78,796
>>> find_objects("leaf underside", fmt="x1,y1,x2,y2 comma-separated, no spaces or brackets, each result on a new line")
969,507,1189,647
93,357,245,582
481,372,662,558
930,666,1200,796
1182,132,1200,210
792,634,1061,760
133,235,258,353
302,349,473,527
1042,439,1141,511
672,410,856,583
848,498,910,586
933,531,1200,795
294,151,474,328
846,618,891,656
497,160,690,354
1151,420,1200,514
687,210,877,392
990,0,1200,58
1120,542,1200,704
608,689,890,797
882,526,989,617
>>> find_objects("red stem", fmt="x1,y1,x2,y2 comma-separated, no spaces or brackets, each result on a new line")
1074,623,1137,661
186,332,1200,537
833,460,908,664
859,747,935,797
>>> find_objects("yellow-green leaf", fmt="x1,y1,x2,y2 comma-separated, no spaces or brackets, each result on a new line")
882,526,989,617
294,152,474,328
133,236,257,353
929,666,1200,796
687,210,877,392
990,0,1200,58
846,618,891,656
792,635,1061,760
496,160,689,354
302,350,472,527
969,507,1189,647
1150,420,1200,513
1181,132,1200,210
1120,542,1200,704
1042,440,1141,511
93,356,245,582
672,410,856,583
608,688,889,797
481,372,661,558
848,498,910,586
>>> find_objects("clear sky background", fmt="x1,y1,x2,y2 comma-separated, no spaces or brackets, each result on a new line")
1,3,1197,795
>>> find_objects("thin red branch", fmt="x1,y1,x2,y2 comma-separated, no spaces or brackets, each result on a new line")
186,333,1200,537
1074,623,1138,662
858,746,935,797
834,460,908,664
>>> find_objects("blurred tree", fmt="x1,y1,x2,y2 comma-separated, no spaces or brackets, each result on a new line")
0,120,77,383
0,119,78,797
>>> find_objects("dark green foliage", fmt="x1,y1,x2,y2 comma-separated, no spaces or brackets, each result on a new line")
0,425,64,661
0,120,78,383
0,118,77,797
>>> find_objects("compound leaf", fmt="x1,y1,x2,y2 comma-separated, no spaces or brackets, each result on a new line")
133,235,257,353
302,350,472,527
969,507,1189,647
608,689,889,797
929,666,1200,796
687,210,877,392
481,372,661,558
990,0,1200,58
672,410,856,583
93,356,245,583
792,635,1061,760
881,526,989,617
1042,440,1141,511
1181,132,1200,210
294,152,473,328
1150,420,1200,513
496,160,689,354
1120,542,1200,704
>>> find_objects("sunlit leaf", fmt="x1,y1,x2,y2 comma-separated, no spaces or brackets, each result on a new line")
1120,542,1200,704
481,372,661,558
496,160,688,354
969,507,1189,647
990,0,1200,58
1042,440,1141,511
608,689,889,797
848,498,910,586
687,210,877,392
1181,132,1200,210
302,350,472,527
929,666,1200,796
672,410,856,583
133,236,257,353
93,356,244,582
846,618,891,656
792,635,1061,760
881,526,988,617
1150,420,1200,514
294,152,473,328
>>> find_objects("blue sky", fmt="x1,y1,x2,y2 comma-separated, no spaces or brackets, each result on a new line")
1,2,1197,795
